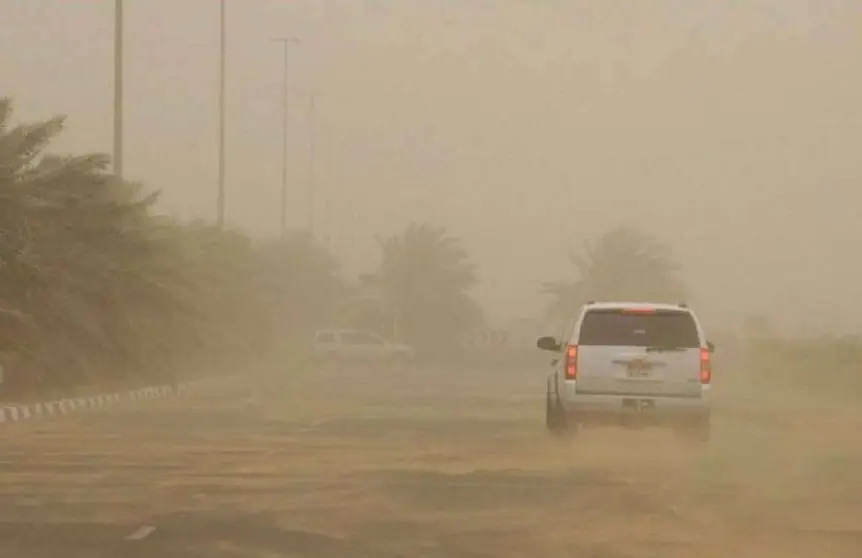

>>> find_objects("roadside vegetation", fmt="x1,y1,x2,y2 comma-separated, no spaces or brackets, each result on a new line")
2,96,858,400
0,98,486,399
0,98,343,398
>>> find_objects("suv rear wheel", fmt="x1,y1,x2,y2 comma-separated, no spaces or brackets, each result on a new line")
545,389,572,437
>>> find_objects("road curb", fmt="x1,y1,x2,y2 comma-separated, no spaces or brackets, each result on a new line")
0,376,235,426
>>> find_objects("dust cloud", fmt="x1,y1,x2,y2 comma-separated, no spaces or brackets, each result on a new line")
1,1,861,557
5,0,862,329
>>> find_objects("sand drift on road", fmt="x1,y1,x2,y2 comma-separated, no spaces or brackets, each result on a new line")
1,364,860,558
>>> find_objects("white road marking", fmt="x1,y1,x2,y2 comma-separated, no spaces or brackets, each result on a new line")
125,525,156,540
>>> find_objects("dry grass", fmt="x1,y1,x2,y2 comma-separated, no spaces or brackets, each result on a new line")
1,358,861,557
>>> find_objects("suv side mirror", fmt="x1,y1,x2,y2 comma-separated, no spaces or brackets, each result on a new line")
707,341,715,354
536,336,561,352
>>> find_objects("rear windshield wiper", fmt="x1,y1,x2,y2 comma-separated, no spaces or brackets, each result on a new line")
645,345,687,352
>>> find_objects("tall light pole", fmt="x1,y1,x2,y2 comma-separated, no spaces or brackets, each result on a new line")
217,0,227,228
273,36,300,240
113,0,124,179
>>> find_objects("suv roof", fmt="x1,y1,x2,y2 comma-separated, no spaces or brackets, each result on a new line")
313,328,388,339
583,301,690,312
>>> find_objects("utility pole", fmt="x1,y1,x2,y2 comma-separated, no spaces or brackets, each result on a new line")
113,0,124,179
273,37,300,240
217,0,227,228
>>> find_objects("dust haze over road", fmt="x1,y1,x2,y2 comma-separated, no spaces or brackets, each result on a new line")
3,1,862,557
3,359,861,558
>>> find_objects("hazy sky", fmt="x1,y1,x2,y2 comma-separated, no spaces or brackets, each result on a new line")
3,0,861,333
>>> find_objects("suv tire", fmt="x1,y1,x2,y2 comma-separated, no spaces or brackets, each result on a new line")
545,389,572,437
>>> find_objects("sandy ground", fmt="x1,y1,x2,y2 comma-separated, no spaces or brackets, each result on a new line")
1,360,860,558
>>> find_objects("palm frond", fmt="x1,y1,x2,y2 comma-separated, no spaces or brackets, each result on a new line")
0,115,65,180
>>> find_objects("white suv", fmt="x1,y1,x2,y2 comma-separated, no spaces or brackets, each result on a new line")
537,302,714,444
312,329,415,367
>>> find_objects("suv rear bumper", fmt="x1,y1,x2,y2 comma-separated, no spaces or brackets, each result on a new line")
559,382,710,426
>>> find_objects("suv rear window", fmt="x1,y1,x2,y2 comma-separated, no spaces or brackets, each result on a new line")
577,309,700,348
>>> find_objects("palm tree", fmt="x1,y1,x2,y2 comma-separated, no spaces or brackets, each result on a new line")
0,98,203,387
368,222,482,351
0,97,349,397
542,225,687,322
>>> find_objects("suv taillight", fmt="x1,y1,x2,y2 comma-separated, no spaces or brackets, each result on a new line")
699,348,711,384
565,344,578,379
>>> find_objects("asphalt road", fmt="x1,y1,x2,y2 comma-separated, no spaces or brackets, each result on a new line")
1,362,861,558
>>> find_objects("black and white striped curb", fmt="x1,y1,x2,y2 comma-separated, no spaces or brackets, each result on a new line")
0,376,234,425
